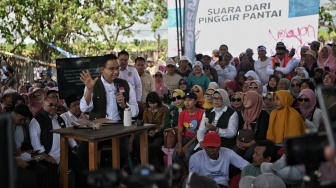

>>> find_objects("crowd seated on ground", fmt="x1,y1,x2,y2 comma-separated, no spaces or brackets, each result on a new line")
2,41,336,188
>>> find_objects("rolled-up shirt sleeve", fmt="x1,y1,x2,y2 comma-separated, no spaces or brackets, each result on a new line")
128,83,139,117
80,87,93,113
197,113,207,142
218,111,238,138
29,118,45,153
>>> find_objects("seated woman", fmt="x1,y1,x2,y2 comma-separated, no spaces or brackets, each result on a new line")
197,89,239,149
262,75,279,96
231,92,245,130
290,76,302,98
322,72,336,86
298,89,323,132
248,80,263,95
191,85,205,109
266,90,306,146
232,91,269,162
142,92,168,171
202,88,215,110
154,70,170,98
164,89,185,129
264,92,275,114
173,92,204,165
299,79,315,91
277,78,291,91
178,78,191,94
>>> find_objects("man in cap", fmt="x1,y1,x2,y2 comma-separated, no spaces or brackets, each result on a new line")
309,41,320,56
266,42,297,80
245,48,255,65
1,88,18,112
176,55,192,78
118,50,142,104
163,59,182,91
189,132,249,187
187,61,210,92
146,57,157,76
41,71,57,88
254,45,273,85
303,50,318,77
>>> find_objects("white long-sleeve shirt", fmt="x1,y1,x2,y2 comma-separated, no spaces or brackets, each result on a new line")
60,111,83,148
215,64,237,86
197,107,238,144
80,76,139,120
29,115,61,164
266,58,299,75
254,57,272,85
118,66,142,102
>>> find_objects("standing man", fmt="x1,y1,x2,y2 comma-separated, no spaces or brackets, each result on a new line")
29,98,86,188
118,50,142,104
33,62,47,83
245,48,255,67
219,44,229,56
254,46,272,85
308,40,320,57
41,71,57,88
241,140,279,178
175,56,192,78
189,132,249,187
164,59,182,91
146,57,157,76
79,54,138,168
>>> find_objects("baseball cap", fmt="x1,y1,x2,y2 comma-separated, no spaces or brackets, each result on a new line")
146,57,153,62
304,50,317,59
276,42,286,50
257,45,266,52
202,132,221,147
13,104,33,119
212,49,219,57
308,41,320,48
239,173,286,188
3,88,18,96
45,71,52,77
260,158,305,184
166,59,176,66
180,55,191,63
184,92,198,101
183,172,219,188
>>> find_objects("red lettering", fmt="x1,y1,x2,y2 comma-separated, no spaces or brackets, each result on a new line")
268,25,316,45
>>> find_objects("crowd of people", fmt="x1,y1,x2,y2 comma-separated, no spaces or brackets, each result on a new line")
1,40,336,188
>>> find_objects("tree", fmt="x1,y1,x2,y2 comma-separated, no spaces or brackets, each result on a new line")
0,0,167,62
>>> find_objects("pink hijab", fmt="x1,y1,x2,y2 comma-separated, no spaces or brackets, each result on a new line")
298,89,316,119
317,45,332,68
154,70,169,97
324,45,336,74
242,91,265,130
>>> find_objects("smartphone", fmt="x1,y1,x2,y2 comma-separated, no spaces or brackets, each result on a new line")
317,85,336,164
31,150,40,155
324,66,331,72
275,62,280,67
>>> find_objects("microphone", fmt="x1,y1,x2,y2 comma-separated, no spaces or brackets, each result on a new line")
114,82,120,93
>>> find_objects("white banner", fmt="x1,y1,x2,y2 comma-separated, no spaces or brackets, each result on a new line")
168,0,320,59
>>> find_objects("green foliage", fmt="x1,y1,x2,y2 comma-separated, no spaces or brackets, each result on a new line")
0,0,167,62
319,1,336,33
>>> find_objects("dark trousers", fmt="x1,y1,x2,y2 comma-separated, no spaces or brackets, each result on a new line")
16,167,37,188
40,160,59,188
78,136,130,169
26,161,48,188
68,151,88,188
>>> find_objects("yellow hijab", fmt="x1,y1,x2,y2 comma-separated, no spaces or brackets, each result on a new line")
266,90,306,144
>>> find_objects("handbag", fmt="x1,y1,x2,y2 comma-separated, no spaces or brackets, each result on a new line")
163,127,178,148
237,129,255,143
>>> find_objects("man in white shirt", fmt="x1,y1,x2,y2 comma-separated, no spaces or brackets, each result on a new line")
118,50,142,103
190,132,249,187
60,94,87,132
254,45,273,85
215,52,237,87
29,98,85,188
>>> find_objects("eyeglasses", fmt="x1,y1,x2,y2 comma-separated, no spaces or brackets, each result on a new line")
231,98,241,102
298,98,310,102
167,65,175,68
179,82,186,85
45,102,58,108
264,97,273,102
204,93,213,97
192,90,200,93
249,86,259,89
105,66,119,72
171,95,183,101
276,53,284,55
33,93,41,97
323,76,331,80
243,98,251,102
212,97,223,101
154,74,162,78
291,84,300,87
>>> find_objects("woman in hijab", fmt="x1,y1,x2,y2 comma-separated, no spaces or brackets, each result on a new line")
191,85,205,109
154,70,169,98
248,80,263,95
164,89,185,129
202,88,215,110
197,89,239,149
158,64,166,73
322,72,336,86
323,44,336,73
317,45,332,68
208,82,219,90
298,89,323,132
264,92,274,114
245,70,261,82
262,75,279,96
233,91,270,162
28,87,45,116
242,80,251,93
227,80,242,100
231,92,245,132
178,78,191,93
266,90,306,146
290,76,302,98
277,78,291,91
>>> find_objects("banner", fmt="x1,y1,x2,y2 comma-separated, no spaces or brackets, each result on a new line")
47,42,79,58
184,0,200,64
168,0,320,59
